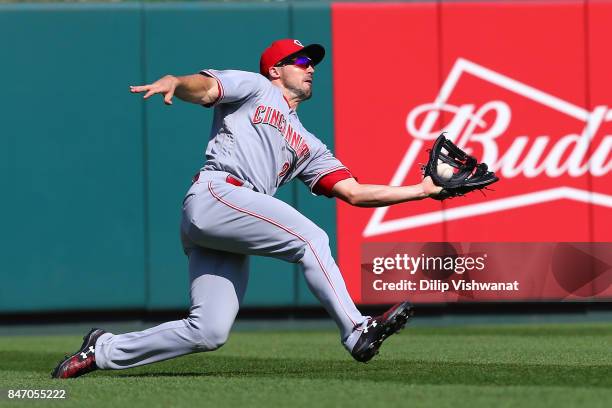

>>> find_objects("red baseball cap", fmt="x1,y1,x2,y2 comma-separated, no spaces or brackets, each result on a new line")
259,39,325,76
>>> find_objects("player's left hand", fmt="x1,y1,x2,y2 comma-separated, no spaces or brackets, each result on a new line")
423,133,499,200
422,176,443,198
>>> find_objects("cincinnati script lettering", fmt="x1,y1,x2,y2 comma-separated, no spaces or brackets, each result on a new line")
252,105,311,160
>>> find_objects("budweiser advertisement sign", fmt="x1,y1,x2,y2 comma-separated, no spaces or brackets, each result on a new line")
332,1,612,303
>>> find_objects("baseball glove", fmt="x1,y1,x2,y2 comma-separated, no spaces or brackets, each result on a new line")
423,133,499,200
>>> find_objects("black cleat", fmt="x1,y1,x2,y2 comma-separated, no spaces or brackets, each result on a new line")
351,301,414,363
51,328,106,379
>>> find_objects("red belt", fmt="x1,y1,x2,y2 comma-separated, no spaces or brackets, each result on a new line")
192,172,244,187
225,175,244,186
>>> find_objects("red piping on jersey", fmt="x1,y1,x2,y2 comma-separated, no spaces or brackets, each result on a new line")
312,165,348,183
199,70,224,106
207,181,357,327
282,94,292,109
213,79,223,105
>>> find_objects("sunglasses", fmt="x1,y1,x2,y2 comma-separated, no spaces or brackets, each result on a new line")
276,56,313,69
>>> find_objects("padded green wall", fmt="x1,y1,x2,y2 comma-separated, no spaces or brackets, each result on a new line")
0,4,146,312
0,2,336,313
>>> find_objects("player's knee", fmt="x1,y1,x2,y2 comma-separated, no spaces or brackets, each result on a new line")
199,326,230,350
291,226,330,262
308,226,330,248
294,226,330,260
186,316,230,351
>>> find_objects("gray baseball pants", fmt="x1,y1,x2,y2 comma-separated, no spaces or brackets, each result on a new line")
95,171,367,370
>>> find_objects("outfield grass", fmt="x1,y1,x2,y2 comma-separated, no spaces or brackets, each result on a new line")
0,323,611,407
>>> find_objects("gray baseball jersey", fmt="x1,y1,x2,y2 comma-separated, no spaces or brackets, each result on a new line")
200,69,348,196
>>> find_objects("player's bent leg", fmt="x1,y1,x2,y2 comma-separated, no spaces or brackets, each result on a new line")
92,247,247,371
183,179,367,347
185,247,248,350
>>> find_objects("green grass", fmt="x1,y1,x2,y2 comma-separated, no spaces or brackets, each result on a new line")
0,323,611,407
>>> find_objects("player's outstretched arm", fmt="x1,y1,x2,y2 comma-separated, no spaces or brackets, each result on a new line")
330,177,443,208
130,74,219,106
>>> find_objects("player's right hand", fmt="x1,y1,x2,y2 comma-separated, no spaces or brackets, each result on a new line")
130,75,179,105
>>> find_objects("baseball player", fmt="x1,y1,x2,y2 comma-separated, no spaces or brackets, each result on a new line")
52,39,443,379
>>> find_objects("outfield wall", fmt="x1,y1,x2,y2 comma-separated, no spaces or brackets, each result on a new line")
332,1,612,303
1,1,610,313
1,2,334,312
